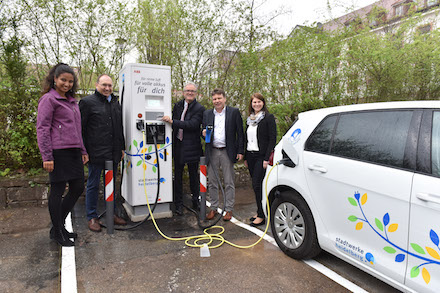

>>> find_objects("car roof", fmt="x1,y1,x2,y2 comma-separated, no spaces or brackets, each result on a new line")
299,100,440,118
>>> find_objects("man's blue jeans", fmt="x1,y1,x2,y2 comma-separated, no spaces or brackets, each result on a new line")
85,163,103,221
86,162,118,221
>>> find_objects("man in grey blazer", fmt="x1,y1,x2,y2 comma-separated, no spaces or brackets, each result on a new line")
202,88,244,221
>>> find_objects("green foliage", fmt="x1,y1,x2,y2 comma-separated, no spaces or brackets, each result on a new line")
263,14,440,141
0,168,11,177
263,27,342,137
0,15,41,170
2,0,440,170
26,168,44,176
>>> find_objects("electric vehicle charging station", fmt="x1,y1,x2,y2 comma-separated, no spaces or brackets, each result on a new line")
117,64,272,251
119,63,173,221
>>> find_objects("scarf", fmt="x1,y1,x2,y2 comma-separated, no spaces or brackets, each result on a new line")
247,111,265,126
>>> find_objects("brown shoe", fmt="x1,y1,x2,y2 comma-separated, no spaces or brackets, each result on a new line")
88,218,101,232
223,211,232,221
114,215,127,225
206,210,218,220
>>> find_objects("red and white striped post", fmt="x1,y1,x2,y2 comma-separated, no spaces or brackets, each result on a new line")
200,157,207,220
104,160,114,234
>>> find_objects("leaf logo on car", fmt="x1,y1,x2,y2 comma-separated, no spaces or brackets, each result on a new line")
347,191,440,286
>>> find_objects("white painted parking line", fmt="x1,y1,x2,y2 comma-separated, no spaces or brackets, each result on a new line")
230,217,277,246
210,201,369,293
61,202,367,293
235,220,368,292
303,259,368,293
61,212,77,293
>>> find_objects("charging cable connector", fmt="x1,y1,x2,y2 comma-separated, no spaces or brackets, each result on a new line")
136,119,145,131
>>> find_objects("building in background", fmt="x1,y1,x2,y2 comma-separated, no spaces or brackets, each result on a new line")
323,0,440,33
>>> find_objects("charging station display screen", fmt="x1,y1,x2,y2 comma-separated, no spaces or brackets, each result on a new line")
146,95,163,108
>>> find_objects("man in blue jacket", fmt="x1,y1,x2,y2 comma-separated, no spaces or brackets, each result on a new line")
79,74,127,232
202,88,244,221
162,83,205,215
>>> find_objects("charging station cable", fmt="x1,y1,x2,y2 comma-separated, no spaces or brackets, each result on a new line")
183,154,228,230
142,130,278,249
184,126,235,230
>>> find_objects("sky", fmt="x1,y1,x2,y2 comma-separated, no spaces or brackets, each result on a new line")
260,0,379,35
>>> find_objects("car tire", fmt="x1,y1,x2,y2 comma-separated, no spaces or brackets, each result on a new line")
270,191,321,259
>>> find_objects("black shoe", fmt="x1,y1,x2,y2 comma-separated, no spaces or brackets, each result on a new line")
175,206,184,216
250,219,266,227
50,226,78,239
249,216,256,222
51,229,75,247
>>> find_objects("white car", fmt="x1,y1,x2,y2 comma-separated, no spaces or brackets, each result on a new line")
263,101,440,293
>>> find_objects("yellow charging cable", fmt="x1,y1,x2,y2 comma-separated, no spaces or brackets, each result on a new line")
141,130,278,249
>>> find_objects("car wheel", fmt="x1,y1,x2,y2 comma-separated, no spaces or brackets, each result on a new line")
270,191,321,259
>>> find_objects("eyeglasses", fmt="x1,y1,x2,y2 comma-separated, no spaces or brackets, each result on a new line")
99,83,113,88
184,90,197,93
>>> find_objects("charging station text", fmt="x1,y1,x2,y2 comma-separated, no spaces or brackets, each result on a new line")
135,78,166,95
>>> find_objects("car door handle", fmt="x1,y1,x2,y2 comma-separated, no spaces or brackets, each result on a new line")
307,165,327,173
416,193,440,205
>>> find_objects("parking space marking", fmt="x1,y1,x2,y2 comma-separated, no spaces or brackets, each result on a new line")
303,259,368,293
230,217,277,245
61,213,77,293
229,214,368,293
61,203,367,293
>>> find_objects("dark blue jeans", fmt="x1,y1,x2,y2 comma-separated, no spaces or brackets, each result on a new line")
85,162,118,221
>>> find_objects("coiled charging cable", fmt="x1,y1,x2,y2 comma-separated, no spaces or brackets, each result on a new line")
142,130,278,249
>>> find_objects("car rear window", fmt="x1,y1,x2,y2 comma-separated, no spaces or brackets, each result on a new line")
331,111,413,168
305,115,338,153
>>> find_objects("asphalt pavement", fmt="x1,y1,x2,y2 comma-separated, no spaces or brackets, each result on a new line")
0,185,400,293
0,205,59,292
69,187,349,293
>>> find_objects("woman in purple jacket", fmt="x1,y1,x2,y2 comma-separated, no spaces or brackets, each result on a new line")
37,63,89,246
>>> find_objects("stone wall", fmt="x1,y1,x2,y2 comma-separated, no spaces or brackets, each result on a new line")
0,165,251,208
0,175,49,207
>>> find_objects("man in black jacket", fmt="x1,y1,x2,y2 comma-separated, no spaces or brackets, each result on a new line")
162,82,205,215
79,74,127,232
202,88,244,221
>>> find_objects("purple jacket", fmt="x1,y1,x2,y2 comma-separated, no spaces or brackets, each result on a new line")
36,89,87,162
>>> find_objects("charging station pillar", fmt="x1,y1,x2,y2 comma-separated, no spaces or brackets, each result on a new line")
119,64,173,221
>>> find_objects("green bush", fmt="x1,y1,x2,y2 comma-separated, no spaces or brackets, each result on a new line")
0,17,41,170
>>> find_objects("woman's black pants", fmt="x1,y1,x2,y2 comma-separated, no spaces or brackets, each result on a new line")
246,152,266,218
48,178,84,230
